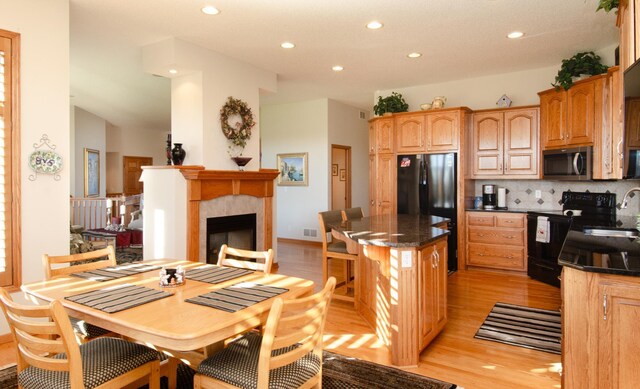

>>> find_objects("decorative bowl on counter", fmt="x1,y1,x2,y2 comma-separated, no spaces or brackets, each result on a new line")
420,103,432,110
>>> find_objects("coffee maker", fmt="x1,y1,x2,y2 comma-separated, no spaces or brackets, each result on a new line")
482,184,497,210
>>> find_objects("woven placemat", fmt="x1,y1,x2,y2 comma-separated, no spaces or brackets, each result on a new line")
66,284,171,313
186,282,288,313
185,265,252,284
71,263,161,282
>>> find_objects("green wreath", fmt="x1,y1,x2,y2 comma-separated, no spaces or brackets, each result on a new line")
220,96,255,149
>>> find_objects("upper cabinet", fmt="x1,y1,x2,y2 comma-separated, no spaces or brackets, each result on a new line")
470,107,539,179
539,76,605,150
395,110,460,153
618,0,639,71
371,117,394,154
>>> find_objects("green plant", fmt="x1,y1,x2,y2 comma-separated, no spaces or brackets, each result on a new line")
373,92,409,116
596,0,619,12
553,51,609,90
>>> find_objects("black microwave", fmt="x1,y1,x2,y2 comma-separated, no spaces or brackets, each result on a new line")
543,147,592,180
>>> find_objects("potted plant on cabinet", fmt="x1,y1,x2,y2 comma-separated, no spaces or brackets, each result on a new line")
373,92,409,116
596,0,619,12
553,51,609,90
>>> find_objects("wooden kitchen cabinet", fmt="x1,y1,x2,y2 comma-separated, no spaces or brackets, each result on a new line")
396,113,427,153
625,98,640,148
562,267,640,388
595,67,624,180
470,107,539,178
466,211,526,271
539,76,605,150
418,238,448,349
369,117,396,215
425,110,459,152
618,0,639,71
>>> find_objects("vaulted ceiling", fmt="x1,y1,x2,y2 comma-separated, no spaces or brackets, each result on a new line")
69,0,619,131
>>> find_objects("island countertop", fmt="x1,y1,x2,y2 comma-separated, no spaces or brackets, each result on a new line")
328,214,450,248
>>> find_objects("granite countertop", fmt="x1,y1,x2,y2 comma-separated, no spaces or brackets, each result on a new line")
559,229,640,277
329,214,450,248
466,207,559,214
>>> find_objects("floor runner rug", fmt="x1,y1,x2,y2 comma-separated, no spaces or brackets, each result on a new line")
0,350,457,389
474,301,561,354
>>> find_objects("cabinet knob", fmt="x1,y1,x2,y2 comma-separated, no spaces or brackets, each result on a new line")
506,235,515,239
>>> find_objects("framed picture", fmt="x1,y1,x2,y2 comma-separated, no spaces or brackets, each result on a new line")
84,148,100,197
340,169,346,181
332,164,338,176
277,152,308,186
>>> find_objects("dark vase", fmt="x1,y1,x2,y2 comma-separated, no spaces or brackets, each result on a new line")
231,156,252,171
171,143,186,165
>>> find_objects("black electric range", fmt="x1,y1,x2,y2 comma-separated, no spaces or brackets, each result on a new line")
527,191,617,287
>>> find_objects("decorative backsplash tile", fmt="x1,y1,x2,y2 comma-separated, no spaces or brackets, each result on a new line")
474,180,640,216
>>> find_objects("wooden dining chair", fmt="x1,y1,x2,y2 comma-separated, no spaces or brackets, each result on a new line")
42,246,118,341
0,287,161,389
193,277,336,389
341,206,364,221
217,244,275,274
318,210,357,302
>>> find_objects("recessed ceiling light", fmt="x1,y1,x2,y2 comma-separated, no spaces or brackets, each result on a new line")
366,21,383,30
281,42,295,49
332,65,344,72
201,5,220,15
407,52,422,58
168,69,178,74
507,31,524,39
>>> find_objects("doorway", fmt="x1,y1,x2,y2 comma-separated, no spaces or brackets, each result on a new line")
123,156,152,196
331,145,352,211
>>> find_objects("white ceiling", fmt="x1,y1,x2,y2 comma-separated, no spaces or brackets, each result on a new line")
69,0,619,131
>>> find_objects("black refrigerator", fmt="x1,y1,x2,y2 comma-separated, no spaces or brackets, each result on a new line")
397,153,457,271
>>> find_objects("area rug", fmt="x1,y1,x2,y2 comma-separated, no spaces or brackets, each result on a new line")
474,302,561,354
0,351,457,389
115,246,143,264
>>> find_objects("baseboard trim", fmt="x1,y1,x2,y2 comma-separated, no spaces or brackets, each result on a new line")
277,238,322,247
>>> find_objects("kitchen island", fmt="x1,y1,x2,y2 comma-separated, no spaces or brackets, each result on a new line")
330,214,450,366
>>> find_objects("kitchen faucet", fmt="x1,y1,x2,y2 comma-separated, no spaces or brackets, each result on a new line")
620,187,640,209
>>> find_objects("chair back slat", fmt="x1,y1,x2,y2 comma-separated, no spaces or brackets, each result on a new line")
256,277,336,386
217,244,274,274
43,246,116,280
0,288,80,376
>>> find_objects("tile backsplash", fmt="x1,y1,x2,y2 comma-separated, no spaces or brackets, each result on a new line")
474,180,640,216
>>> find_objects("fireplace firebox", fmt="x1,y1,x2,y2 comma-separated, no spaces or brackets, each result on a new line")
206,213,257,264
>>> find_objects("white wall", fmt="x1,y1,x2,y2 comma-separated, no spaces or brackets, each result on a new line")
261,99,329,241
105,123,167,193
375,45,618,113
0,0,70,334
328,100,369,215
73,106,106,197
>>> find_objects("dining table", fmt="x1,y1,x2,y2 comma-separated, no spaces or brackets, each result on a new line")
21,259,315,359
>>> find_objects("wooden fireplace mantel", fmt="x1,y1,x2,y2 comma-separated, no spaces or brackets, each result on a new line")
181,169,279,261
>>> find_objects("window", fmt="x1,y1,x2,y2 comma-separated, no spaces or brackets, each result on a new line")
0,29,20,290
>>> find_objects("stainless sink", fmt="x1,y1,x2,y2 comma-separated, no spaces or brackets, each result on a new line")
583,228,639,238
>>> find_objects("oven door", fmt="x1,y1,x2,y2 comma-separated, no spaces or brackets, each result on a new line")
526,213,570,287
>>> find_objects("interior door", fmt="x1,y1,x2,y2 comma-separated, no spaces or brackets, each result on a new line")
123,156,152,196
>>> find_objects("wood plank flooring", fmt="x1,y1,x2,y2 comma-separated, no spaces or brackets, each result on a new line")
0,240,562,388
276,240,562,389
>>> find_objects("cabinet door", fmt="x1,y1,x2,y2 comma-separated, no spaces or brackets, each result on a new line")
396,114,427,153
598,282,640,388
419,245,437,348
504,108,539,176
376,153,396,215
369,154,377,216
376,118,394,154
433,238,448,332
597,68,623,180
426,111,459,151
625,99,640,148
472,112,503,177
368,121,376,155
566,81,595,146
540,91,567,149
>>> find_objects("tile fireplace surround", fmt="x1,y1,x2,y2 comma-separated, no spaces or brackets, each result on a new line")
141,166,279,262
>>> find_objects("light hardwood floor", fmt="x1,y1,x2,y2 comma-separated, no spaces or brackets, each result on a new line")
0,240,562,388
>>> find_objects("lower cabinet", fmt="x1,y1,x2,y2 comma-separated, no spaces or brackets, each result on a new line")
465,211,526,271
419,238,448,349
562,267,640,388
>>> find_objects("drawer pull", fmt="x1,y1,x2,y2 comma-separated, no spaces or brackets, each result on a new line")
505,235,515,239
504,220,514,223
